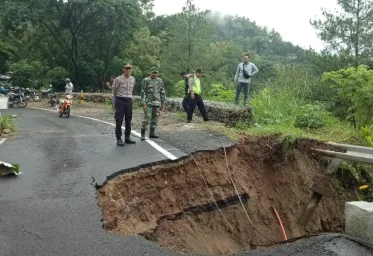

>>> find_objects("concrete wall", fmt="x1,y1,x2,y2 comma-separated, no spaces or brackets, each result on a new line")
57,92,252,124
345,201,373,243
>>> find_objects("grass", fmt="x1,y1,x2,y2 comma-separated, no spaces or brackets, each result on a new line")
202,86,366,145
0,114,16,133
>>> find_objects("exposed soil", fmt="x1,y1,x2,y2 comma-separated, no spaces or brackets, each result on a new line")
98,136,354,256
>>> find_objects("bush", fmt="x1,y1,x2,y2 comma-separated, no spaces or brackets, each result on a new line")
294,104,327,129
10,60,45,88
173,80,185,97
250,87,334,129
250,87,298,125
360,125,373,147
207,84,235,102
0,114,15,132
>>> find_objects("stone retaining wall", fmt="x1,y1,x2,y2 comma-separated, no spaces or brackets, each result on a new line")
57,92,252,124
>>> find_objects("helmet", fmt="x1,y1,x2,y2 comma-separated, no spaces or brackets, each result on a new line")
65,78,71,82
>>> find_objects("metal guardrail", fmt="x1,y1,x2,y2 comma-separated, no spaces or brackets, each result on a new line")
311,142,373,173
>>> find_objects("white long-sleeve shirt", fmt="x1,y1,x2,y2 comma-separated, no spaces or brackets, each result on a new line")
234,62,258,83
65,82,74,94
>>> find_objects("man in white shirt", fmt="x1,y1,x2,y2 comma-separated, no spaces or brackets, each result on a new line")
234,54,259,107
65,78,74,95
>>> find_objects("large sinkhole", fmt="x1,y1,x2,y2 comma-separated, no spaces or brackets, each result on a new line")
97,136,353,255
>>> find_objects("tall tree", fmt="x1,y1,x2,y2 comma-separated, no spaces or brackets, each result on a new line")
160,0,214,74
311,0,373,66
126,27,162,74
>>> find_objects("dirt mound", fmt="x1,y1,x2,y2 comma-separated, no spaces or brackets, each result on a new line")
97,136,354,255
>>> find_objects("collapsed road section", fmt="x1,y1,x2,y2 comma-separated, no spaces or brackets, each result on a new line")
97,136,357,255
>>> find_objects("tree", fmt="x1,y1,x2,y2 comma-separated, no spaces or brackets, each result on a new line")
126,27,162,74
1,0,145,90
0,41,15,73
322,65,373,127
9,60,44,88
311,0,373,66
160,0,214,74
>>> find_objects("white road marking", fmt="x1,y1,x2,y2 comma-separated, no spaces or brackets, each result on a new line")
29,107,178,160
0,138,7,145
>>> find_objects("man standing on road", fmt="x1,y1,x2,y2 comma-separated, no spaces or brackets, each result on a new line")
65,78,74,95
112,64,136,146
140,67,166,141
180,71,191,113
187,69,211,123
234,54,259,106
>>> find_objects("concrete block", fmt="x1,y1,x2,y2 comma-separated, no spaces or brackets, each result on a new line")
345,201,373,243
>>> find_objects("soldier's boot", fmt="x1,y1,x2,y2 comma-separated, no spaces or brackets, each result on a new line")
141,129,146,141
149,128,159,139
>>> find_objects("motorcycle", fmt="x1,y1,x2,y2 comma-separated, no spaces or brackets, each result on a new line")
46,86,59,107
57,94,72,118
25,88,41,102
8,87,27,108
41,85,53,99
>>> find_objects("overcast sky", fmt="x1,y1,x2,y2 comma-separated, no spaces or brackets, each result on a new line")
153,0,341,51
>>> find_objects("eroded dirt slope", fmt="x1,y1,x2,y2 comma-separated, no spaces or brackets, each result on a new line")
97,136,354,255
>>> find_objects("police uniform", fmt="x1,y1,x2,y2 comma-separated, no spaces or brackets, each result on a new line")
112,63,136,145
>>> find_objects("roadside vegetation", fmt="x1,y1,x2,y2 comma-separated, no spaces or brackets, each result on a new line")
0,114,15,134
1,0,373,198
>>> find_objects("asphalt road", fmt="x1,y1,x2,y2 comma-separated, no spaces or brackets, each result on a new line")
1,108,372,256
0,108,186,256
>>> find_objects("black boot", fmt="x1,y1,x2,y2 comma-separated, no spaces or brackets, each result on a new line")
149,128,159,139
125,135,136,144
141,129,146,141
117,139,125,146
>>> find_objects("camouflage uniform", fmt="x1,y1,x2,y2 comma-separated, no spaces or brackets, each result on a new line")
140,67,166,140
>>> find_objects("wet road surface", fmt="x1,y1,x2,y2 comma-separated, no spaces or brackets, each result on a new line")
1,108,372,256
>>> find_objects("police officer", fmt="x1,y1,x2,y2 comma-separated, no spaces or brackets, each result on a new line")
187,68,211,123
140,67,166,140
112,63,136,146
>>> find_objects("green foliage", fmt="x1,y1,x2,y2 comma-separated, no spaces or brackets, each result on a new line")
249,86,335,131
250,87,297,125
322,65,373,127
126,27,161,74
160,0,214,75
0,114,15,132
294,104,327,129
173,80,186,97
9,60,44,87
207,84,235,102
360,125,373,146
46,67,69,85
311,0,373,66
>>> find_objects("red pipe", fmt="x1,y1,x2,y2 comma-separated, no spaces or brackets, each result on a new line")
272,206,288,241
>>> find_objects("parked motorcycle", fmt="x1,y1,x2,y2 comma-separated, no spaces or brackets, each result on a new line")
58,94,72,118
41,85,54,99
8,87,27,108
45,85,59,107
48,92,59,107
25,88,41,102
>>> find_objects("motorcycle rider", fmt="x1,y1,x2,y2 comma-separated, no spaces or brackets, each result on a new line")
65,78,74,95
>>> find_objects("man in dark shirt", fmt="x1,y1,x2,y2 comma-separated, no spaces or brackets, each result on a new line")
180,71,190,113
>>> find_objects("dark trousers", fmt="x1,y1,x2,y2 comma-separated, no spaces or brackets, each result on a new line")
182,94,189,112
235,82,250,105
187,94,208,121
114,97,132,140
